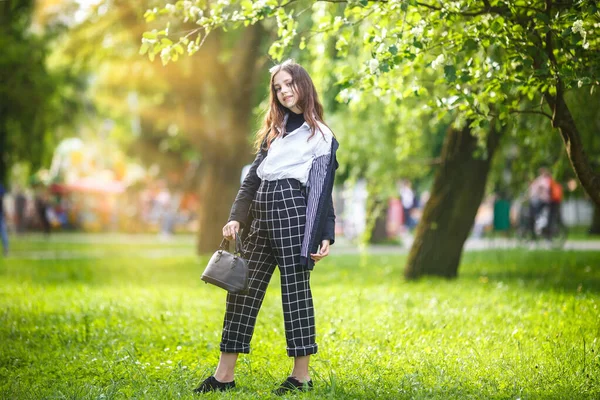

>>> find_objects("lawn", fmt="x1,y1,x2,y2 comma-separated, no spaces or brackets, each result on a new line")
1,235,599,399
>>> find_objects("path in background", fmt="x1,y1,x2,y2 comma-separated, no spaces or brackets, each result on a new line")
16,233,194,245
336,236,600,254
5,233,600,260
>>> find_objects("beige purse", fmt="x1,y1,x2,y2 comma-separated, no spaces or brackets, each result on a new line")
201,234,249,294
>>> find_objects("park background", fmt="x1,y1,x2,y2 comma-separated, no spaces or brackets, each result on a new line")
1,0,600,398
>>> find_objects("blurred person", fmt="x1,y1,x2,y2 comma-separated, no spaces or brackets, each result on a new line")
154,183,173,237
161,191,181,237
150,181,169,226
14,186,27,233
419,190,430,209
399,179,416,230
194,60,339,395
411,189,429,225
473,195,494,238
527,167,552,233
548,176,564,231
0,184,9,256
34,189,51,235
138,185,153,227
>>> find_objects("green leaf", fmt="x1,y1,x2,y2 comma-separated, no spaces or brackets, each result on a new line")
536,13,550,24
479,102,490,116
402,52,415,61
143,31,157,40
241,0,253,12
143,10,156,22
444,65,457,83
139,43,150,55
463,38,478,51
491,20,502,32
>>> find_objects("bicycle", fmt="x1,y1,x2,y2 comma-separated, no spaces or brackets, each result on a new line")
515,201,568,249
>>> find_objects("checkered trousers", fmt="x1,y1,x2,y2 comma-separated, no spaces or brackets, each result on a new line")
220,178,317,357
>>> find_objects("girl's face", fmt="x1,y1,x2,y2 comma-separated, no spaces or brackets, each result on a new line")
273,70,302,114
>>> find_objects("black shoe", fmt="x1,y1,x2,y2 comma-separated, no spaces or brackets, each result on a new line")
193,376,236,394
273,376,313,395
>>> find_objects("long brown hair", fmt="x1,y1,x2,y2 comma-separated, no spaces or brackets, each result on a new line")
253,59,331,152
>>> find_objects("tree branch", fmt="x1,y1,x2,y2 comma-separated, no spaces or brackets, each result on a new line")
415,1,509,17
544,0,562,98
509,109,553,119
473,105,552,121
415,2,441,11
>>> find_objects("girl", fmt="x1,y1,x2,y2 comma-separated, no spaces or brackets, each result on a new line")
194,59,339,395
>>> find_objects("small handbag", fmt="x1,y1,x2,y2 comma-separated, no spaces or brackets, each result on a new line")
201,234,249,294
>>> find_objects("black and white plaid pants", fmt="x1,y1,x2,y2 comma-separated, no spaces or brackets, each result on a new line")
220,178,317,357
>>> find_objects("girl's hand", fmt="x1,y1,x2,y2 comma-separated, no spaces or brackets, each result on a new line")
222,221,240,241
310,240,330,263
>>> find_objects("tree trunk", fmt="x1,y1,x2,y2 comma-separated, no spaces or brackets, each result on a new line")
404,123,501,279
369,200,389,243
545,93,600,208
197,143,249,252
195,25,266,254
590,204,600,235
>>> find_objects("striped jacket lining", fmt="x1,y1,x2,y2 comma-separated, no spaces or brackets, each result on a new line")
301,153,330,260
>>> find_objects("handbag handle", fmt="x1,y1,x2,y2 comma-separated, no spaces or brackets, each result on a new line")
219,232,244,255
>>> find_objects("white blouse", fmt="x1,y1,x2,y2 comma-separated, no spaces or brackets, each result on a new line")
257,121,333,185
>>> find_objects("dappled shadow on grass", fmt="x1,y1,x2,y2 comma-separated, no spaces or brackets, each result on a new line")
459,250,600,294
312,249,600,295
312,252,409,288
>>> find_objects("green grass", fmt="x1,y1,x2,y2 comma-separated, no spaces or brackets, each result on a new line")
1,235,599,399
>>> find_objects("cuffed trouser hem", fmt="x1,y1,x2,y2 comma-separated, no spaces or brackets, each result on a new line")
287,343,318,357
220,344,250,354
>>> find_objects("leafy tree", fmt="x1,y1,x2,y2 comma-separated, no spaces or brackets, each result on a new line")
61,0,269,251
145,0,599,276
59,0,204,179
488,88,600,234
144,0,599,201
0,0,81,185
565,89,600,234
